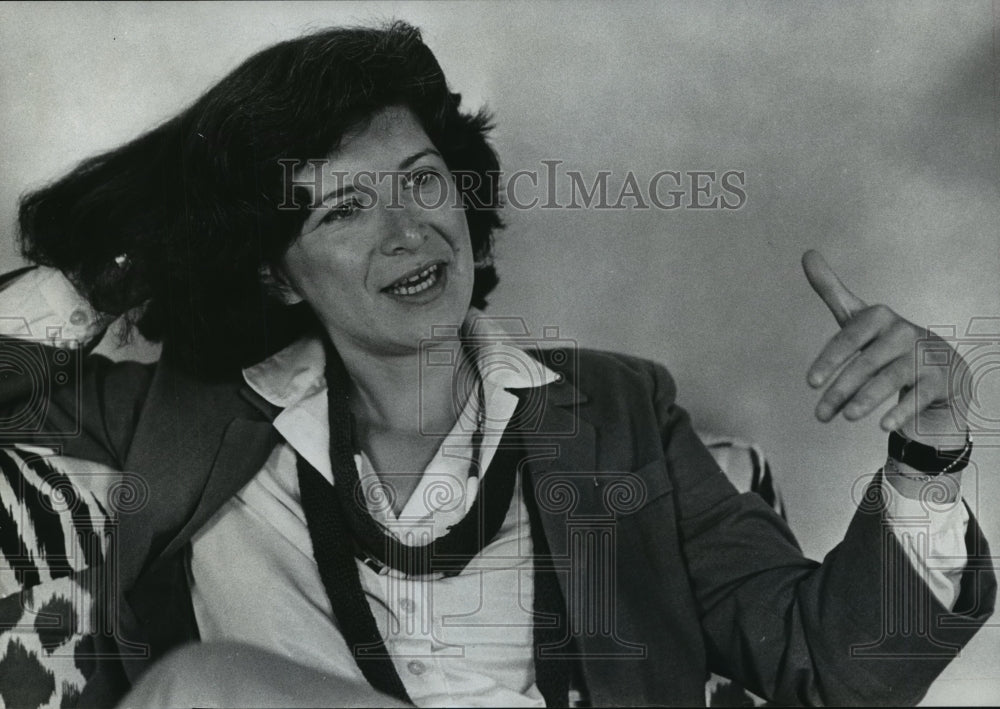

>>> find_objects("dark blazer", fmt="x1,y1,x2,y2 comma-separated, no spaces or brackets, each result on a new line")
0,325,995,707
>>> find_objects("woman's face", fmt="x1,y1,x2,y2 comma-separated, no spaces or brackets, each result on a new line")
278,105,475,357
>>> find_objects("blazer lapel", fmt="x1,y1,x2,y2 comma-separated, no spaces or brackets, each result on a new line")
509,372,597,560
509,375,595,477
156,417,280,561
512,373,650,705
118,363,277,591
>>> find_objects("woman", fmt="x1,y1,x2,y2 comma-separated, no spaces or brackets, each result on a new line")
0,20,991,708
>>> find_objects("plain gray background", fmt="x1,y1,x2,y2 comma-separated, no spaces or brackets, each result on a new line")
1,1,998,704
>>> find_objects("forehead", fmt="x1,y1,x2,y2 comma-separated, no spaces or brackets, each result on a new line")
313,105,434,173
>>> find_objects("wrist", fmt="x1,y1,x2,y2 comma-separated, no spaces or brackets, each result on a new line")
888,429,972,475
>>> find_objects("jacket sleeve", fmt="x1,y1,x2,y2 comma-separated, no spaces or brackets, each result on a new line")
647,359,996,706
0,266,154,468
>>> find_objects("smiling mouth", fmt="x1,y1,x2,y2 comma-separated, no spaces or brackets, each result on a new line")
383,263,444,296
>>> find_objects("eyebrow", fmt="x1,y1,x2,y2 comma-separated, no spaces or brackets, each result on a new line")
313,148,443,207
399,148,441,171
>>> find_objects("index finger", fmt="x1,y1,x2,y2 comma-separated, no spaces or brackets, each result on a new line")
802,250,867,326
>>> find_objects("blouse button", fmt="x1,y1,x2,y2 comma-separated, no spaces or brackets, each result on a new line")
399,598,416,614
69,309,89,326
406,660,426,676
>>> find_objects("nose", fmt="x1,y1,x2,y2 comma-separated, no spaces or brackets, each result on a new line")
380,207,428,255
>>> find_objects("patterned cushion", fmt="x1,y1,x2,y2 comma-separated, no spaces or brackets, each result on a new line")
0,446,117,709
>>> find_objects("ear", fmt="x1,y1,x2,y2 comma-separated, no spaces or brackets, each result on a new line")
259,264,304,305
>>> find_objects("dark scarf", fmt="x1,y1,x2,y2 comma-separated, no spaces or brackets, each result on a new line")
294,344,575,706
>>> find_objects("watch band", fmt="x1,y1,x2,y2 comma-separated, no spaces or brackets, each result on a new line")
887,429,972,475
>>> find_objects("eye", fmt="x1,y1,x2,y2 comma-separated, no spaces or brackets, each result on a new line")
320,198,363,225
404,168,442,190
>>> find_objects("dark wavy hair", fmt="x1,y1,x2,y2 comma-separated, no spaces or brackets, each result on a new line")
17,20,503,377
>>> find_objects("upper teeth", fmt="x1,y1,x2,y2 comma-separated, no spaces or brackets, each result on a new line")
389,264,440,295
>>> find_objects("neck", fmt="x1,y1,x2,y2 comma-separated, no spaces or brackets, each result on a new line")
333,337,475,437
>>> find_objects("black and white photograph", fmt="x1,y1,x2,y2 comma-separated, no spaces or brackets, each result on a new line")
0,2,998,706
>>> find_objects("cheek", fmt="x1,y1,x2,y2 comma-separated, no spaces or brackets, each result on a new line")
446,213,474,257
282,244,364,299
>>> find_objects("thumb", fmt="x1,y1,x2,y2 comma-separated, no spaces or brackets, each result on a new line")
801,250,867,326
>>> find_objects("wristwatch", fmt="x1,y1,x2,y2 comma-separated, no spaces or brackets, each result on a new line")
887,429,972,475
